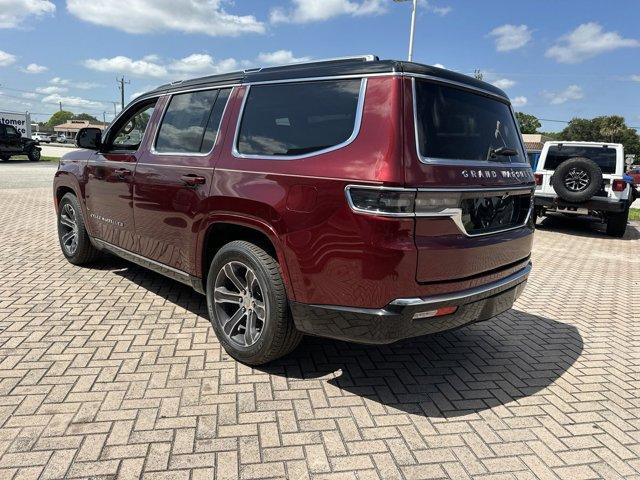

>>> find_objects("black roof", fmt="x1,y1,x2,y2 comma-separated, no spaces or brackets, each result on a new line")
139,56,508,102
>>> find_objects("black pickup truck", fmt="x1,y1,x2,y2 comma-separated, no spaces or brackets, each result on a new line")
0,124,41,161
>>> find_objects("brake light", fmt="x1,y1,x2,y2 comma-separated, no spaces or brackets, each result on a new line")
346,186,461,216
534,174,543,186
612,180,626,192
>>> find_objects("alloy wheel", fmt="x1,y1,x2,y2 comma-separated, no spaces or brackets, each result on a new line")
213,261,267,348
59,204,79,255
563,167,590,192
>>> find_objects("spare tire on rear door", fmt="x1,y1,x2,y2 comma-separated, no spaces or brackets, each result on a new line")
551,157,603,202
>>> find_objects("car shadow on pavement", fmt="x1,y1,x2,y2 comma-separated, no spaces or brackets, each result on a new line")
261,309,583,418
104,257,582,419
536,214,640,240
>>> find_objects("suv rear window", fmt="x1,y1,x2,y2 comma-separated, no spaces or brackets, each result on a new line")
237,79,362,157
543,146,616,174
414,80,525,163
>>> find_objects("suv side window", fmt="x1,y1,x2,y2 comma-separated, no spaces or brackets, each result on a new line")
109,100,157,151
155,88,231,154
237,79,362,157
5,125,18,136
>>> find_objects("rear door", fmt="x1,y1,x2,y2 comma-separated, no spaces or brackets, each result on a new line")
133,87,232,274
84,99,159,251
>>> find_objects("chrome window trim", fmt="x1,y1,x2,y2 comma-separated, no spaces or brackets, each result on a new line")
411,77,530,167
232,78,367,161
345,184,534,237
150,86,234,157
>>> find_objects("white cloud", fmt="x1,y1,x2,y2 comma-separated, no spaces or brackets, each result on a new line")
67,0,264,36
84,55,168,78
270,0,385,24
632,75,640,82
84,51,312,79
257,50,312,65
0,0,55,29
429,4,451,16
41,93,103,109
511,96,528,108
492,78,516,90
36,85,68,94
488,24,532,52
0,50,17,66
169,54,239,75
50,77,99,89
543,85,584,105
22,92,38,99
21,63,48,73
546,23,639,64
433,63,445,69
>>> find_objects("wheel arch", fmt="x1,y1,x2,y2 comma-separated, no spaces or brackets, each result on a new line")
197,216,296,301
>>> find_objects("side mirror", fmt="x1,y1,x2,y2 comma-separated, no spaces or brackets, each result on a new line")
76,127,102,150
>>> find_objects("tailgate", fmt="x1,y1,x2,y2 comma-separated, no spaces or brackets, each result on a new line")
414,187,534,282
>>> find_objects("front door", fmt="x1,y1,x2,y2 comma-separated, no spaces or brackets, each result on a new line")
0,125,22,154
133,88,232,274
84,99,158,251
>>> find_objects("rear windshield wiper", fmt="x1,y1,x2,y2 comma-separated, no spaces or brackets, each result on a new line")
489,146,518,158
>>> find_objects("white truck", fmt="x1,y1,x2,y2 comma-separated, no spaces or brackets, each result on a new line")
533,141,634,237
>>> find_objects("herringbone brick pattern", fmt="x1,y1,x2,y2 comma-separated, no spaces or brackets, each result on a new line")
1,177,639,479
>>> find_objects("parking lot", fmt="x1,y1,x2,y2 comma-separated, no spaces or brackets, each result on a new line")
0,162,639,479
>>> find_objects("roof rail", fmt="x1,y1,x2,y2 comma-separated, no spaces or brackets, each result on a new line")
244,54,378,73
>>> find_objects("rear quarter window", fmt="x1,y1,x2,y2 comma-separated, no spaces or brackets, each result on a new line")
236,79,362,157
543,146,617,174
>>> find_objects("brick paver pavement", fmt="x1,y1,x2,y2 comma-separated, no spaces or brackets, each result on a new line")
1,165,639,479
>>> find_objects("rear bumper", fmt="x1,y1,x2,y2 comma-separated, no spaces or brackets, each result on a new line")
291,262,531,344
535,195,626,213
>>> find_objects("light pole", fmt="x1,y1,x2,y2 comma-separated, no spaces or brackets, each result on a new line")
394,0,418,62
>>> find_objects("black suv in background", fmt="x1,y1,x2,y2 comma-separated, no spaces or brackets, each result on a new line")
0,124,42,161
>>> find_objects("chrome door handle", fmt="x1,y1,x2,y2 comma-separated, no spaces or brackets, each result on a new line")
114,168,131,179
181,174,206,187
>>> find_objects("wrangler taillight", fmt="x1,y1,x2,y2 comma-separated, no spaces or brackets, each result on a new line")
534,174,543,186
612,180,626,192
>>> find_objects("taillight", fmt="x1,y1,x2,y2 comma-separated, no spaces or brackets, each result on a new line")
346,187,415,215
346,186,462,216
534,174,543,186
612,180,626,192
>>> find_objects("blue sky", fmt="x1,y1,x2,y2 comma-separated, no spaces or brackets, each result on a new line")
0,0,638,131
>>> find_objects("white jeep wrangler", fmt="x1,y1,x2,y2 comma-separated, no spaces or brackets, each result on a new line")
534,141,634,237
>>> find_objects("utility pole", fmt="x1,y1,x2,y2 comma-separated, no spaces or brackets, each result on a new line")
473,69,484,80
116,76,130,111
59,101,62,111
112,102,118,116
394,0,418,61
103,111,107,125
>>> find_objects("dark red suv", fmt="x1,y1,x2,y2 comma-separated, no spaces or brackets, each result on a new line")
54,56,535,364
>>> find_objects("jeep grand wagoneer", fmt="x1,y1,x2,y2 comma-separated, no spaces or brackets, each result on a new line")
54,56,535,364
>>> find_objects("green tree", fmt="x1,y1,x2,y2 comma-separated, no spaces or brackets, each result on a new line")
73,113,99,123
515,112,541,134
560,116,640,156
47,110,74,128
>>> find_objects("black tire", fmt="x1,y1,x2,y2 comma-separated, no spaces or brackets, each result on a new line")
57,193,99,265
206,240,302,365
27,148,41,162
606,208,628,238
551,157,602,202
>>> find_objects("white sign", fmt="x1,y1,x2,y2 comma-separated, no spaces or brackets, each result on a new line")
0,111,32,138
